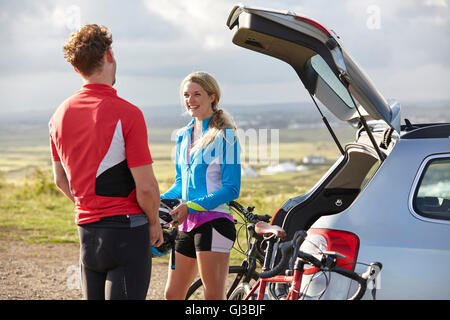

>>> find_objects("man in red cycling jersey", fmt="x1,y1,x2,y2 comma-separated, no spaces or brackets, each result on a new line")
49,24,163,300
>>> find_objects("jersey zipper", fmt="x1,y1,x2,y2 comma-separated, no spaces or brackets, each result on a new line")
185,120,203,206
185,163,191,202
185,127,193,204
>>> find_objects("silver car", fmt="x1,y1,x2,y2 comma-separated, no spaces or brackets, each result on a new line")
227,5,450,299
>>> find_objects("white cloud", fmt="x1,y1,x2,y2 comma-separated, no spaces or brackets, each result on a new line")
424,0,448,7
370,63,450,103
143,0,231,50
0,0,449,114
411,14,448,26
8,3,77,39
0,71,81,113
341,0,449,29
51,5,82,31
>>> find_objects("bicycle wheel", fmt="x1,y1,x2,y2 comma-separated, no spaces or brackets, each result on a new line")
185,265,259,300
228,282,253,300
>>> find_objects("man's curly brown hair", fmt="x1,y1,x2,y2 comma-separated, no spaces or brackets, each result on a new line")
63,24,112,76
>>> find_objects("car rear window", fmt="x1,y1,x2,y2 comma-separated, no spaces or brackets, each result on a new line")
413,157,450,221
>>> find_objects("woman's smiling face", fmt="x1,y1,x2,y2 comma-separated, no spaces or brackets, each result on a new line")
183,81,215,120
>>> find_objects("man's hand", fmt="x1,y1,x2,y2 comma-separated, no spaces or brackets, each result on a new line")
130,164,163,246
149,220,164,247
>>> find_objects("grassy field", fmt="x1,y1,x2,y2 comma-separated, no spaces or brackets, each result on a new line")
0,125,351,265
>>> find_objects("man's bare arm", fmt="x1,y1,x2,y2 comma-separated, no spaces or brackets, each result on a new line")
52,161,75,203
130,164,163,247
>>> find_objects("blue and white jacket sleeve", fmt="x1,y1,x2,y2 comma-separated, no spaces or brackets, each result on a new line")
160,133,182,200
186,128,241,213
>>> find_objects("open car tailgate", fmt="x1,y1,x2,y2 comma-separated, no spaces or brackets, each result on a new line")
227,5,400,133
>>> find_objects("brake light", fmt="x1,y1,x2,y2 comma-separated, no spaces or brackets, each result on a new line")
294,16,331,37
301,228,360,275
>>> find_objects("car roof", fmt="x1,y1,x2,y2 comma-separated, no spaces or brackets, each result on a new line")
401,123,450,139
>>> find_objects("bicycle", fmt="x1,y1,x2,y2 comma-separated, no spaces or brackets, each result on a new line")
229,222,382,300
185,200,272,300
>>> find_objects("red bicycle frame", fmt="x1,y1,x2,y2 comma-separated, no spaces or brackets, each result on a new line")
245,269,305,300
247,223,307,300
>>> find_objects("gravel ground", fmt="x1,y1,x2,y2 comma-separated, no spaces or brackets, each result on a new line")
0,239,168,300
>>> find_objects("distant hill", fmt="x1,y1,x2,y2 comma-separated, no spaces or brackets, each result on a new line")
1,100,449,131
142,100,450,130
141,101,329,130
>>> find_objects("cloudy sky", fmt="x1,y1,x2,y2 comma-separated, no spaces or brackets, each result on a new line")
0,0,449,116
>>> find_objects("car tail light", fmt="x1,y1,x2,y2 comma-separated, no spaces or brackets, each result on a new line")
300,228,360,275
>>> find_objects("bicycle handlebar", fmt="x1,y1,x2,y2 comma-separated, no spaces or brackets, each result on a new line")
297,251,382,300
259,230,307,278
331,262,382,300
229,200,271,224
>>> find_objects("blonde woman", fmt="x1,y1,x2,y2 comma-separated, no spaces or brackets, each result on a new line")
161,72,241,300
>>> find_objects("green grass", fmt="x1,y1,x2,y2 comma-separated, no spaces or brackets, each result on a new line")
0,168,76,243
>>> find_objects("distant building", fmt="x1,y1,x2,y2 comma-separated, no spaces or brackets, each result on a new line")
296,165,308,172
260,161,308,175
302,155,325,164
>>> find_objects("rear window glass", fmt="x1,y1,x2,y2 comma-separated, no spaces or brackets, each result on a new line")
413,157,450,221
310,55,356,109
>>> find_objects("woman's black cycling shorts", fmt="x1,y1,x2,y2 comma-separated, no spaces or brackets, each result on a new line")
175,218,236,259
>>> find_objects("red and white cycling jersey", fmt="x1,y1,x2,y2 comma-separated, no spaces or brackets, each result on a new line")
49,83,153,225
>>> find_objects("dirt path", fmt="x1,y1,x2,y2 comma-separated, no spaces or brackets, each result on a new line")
0,239,168,300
